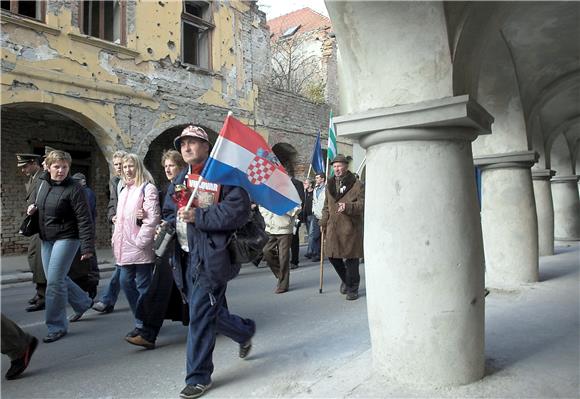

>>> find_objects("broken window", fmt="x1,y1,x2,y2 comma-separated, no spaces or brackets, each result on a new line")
181,1,213,69
80,0,127,45
1,0,45,21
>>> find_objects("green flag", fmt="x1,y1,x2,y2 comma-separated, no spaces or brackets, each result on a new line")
327,110,337,177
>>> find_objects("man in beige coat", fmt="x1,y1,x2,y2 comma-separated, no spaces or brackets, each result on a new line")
259,205,300,294
320,154,365,300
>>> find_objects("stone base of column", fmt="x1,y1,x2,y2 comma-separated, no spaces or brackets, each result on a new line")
552,176,580,241
475,151,539,287
532,169,555,256
335,95,492,387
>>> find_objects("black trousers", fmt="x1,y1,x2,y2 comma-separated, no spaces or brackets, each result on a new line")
328,257,360,293
290,221,301,265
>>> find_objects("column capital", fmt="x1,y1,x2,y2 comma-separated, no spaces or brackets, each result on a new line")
333,95,493,148
474,151,538,170
551,175,580,184
532,169,556,181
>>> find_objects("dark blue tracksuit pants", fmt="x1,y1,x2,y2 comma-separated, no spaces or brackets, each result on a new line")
185,262,255,386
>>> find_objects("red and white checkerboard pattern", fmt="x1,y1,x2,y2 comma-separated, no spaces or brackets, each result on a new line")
247,156,276,185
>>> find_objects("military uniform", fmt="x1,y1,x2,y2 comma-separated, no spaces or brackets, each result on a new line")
17,153,47,311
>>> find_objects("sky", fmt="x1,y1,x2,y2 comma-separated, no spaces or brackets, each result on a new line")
256,0,329,19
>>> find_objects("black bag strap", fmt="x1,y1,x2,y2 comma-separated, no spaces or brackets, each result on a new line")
34,181,46,206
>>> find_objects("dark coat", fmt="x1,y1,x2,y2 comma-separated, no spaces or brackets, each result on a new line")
302,188,314,220
34,171,95,256
320,171,364,259
162,167,250,298
107,176,122,224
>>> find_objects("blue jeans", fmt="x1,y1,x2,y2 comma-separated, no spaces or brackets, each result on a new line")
119,264,153,328
41,239,92,334
185,254,255,386
99,266,121,306
308,217,321,258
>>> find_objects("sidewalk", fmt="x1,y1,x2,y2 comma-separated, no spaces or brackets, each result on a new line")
0,247,116,285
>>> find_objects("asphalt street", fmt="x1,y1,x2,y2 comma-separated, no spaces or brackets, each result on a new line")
1,256,369,399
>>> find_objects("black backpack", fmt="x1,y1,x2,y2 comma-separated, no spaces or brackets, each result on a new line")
227,207,268,264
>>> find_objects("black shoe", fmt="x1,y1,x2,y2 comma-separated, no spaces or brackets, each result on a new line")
339,283,347,295
305,253,312,259
290,263,299,270
311,257,320,262
180,383,212,399
5,337,38,380
43,331,66,343
346,292,359,301
27,294,40,305
239,340,252,358
25,302,45,312
126,335,155,350
125,328,141,338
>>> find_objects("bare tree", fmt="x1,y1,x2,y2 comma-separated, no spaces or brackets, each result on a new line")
270,31,325,102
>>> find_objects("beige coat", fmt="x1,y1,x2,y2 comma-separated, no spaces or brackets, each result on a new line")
320,171,364,259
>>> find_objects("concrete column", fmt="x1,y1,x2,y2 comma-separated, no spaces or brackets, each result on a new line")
551,175,580,241
532,169,555,256
334,96,492,387
474,151,539,287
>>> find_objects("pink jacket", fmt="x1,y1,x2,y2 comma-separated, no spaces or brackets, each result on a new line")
112,181,160,265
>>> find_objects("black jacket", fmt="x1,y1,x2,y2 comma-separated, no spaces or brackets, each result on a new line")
34,171,95,255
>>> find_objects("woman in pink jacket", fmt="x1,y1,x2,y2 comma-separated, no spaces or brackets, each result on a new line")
111,153,160,339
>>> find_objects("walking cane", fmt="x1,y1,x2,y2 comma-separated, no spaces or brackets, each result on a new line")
319,230,325,293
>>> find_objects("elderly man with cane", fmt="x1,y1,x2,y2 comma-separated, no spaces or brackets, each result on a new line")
320,154,365,300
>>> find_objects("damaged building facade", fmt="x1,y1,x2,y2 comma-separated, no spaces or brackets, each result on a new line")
1,1,344,255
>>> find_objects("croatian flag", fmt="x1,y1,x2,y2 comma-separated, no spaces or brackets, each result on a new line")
201,115,301,215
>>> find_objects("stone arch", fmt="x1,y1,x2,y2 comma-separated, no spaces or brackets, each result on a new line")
550,132,575,176
136,116,225,159
1,96,121,163
1,103,112,254
469,28,529,156
545,116,580,169
143,123,218,187
272,142,299,177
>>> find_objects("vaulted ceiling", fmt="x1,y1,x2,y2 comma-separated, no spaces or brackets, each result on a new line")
447,1,580,171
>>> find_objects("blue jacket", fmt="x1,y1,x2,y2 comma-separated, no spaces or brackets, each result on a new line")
162,167,250,297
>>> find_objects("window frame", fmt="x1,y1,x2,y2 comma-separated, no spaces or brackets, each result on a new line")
78,0,127,46
181,1,214,70
1,0,46,22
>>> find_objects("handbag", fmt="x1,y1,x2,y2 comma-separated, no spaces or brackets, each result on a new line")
228,208,268,264
19,212,39,237
19,181,45,237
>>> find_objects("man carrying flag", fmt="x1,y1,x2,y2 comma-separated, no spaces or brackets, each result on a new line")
163,125,256,399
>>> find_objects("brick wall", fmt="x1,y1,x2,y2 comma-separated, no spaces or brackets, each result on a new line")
256,86,332,179
1,109,112,255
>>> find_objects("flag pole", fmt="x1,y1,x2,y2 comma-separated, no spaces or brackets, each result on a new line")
319,230,325,294
319,118,333,294
355,156,366,177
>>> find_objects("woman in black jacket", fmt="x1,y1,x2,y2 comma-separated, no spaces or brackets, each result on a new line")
27,150,95,343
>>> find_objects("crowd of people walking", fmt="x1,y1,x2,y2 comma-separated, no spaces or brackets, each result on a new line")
3,126,365,398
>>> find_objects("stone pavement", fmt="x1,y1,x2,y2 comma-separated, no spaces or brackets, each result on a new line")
0,247,116,285
1,243,578,398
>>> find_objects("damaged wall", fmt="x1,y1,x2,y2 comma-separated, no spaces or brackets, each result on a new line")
1,1,335,255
